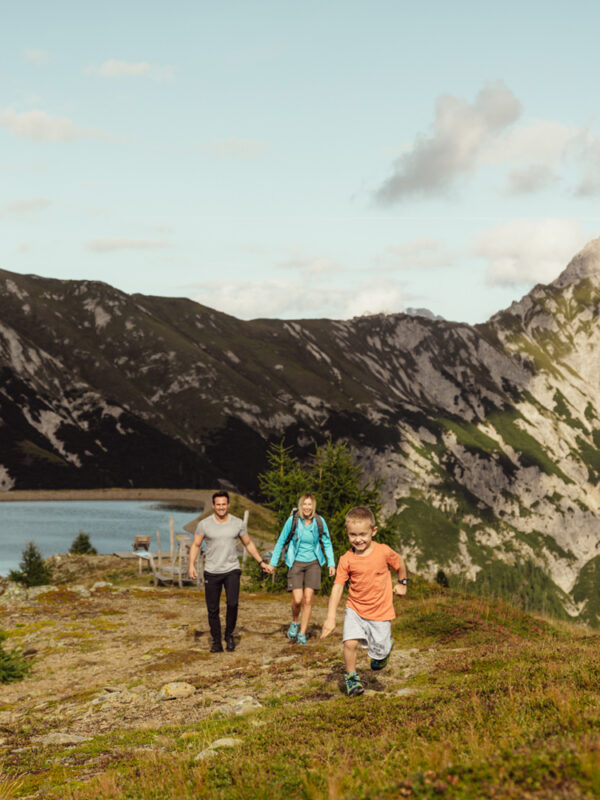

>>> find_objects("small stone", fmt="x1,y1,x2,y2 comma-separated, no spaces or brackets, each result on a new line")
210,737,243,749
158,682,196,700
32,732,89,746
231,696,262,715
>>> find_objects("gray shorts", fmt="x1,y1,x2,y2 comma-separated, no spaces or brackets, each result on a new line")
342,607,393,660
287,560,321,592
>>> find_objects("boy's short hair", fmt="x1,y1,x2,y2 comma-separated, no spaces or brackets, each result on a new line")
345,506,376,527
212,490,230,503
298,493,317,516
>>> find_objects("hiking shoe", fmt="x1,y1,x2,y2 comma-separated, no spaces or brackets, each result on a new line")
287,621,300,641
297,632,307,645
344,672,364,697
370,639,394,671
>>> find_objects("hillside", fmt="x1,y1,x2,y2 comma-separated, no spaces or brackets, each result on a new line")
1,563,600,798
2,240,600,622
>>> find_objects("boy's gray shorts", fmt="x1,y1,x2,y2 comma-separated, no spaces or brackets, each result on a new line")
342,607,392,660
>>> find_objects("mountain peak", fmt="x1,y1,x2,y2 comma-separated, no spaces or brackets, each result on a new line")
552,237,600,288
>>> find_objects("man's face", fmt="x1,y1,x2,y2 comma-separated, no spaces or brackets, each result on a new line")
346,519,376,554
213,496,230,519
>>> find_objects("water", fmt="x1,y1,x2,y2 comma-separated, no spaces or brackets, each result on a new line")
0,501,203,577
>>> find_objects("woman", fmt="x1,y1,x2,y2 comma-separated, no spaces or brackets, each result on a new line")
265,493,336,645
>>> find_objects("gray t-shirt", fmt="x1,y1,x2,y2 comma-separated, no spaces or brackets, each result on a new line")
196,514,244,574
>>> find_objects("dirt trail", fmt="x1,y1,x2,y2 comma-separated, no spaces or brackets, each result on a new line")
0,558,429,740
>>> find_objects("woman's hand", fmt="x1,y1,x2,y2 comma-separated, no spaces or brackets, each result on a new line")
328,566,336,577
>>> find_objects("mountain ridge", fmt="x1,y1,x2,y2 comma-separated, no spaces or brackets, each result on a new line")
1,241,600,622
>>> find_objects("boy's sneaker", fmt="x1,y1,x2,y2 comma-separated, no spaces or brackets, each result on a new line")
297,632,307,645
344,671,364,697
370,639,394,671
287,621,300,641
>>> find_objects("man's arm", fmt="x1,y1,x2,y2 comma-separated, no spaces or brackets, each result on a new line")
241,533,270,572
320,583,344,638
188,533,204,579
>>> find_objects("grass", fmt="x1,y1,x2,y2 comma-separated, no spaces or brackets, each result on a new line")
5,586,600,799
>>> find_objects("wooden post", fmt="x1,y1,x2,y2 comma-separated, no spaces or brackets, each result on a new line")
242,510,249,563
156,529,162,570
169,517,175,565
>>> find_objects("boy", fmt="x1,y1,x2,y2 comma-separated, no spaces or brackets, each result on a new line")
321,506,407,696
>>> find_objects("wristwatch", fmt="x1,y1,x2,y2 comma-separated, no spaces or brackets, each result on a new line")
397,578,409,585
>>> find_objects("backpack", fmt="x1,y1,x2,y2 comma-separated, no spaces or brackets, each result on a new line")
282,508,327,560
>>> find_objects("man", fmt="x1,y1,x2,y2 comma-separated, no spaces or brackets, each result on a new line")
188,490,269,652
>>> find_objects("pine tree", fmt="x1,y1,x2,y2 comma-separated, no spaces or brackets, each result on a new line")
0,631,30,683
69,532,97,555
9,541,52,587
254,439,396,592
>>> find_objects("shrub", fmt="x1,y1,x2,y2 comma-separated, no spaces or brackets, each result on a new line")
0,631,30,684
8,541,52,587
69,531,97,555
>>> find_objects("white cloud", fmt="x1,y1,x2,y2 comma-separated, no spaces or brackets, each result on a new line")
375,81,522,203
373,238,452,270
208,138,266,158
23,49,49,63
190,277,404,320
472,219,588,286
87,60,174,80
277,256,342,277
0,198,51,217
87,238,172,252
504,164,559,195
0,108,110,142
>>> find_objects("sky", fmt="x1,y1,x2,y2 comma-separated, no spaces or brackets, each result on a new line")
2,0,600,324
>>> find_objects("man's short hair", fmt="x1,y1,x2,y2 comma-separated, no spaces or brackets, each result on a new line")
297,493,317,517
345,506,376,527
212,490,230,503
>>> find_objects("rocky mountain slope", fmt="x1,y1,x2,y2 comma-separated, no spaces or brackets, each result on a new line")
1,240,600,622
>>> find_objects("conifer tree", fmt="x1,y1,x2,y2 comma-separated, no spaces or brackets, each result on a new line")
69,532,97,555
9,541,52,587
0,631,30,683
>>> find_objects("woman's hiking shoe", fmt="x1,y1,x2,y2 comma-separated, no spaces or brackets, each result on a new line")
370,639,394,671
344,672,364,697
297,632,307,645
287,621,300,641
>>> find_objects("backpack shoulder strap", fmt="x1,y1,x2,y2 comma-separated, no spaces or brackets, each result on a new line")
282,508,299,554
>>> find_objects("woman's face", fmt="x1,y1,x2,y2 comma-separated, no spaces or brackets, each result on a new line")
301,498,314,518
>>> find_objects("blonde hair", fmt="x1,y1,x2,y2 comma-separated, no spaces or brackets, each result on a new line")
345,506,376,527
298,493,317,519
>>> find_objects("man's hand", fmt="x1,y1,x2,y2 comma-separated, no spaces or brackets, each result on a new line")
262,563,275,574
321,617,336,638
328,566,336,577
393,583,407,597
188,566,197,580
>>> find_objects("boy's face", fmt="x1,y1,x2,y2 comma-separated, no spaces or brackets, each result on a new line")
346,519,377,554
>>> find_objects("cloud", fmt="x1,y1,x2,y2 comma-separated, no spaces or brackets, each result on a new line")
471,218,587,286
87,60,174,80
504,164,559,195
375,81,522,203
373,238,452,270
189,277,405,320
1,198,51,217
207,138,266,158
87,238,173,253
277,256,342,277
0,108,110,142
23,49,49,63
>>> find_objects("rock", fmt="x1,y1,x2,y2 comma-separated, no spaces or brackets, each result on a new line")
91,581,113,591
194,737,243,761
230,696,262,716
158,682,196,700
31,732,89,746
70,585,91,598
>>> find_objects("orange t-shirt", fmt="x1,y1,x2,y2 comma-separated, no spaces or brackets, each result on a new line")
335,541,403,621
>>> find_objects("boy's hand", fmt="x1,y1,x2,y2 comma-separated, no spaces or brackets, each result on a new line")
393,583,407,597
320,617,336,638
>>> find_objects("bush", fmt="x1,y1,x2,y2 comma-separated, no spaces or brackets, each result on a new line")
0,631,30,684
9,541,52,587
69,531,97,555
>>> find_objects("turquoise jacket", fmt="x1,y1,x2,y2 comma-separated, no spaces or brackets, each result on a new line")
269,514,335,569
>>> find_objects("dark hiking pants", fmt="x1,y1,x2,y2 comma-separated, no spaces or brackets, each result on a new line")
203,568,241,643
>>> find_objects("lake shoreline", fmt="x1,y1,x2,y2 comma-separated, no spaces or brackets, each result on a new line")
0,488,213,508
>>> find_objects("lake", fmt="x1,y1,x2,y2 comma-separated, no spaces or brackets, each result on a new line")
0,500,203,577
